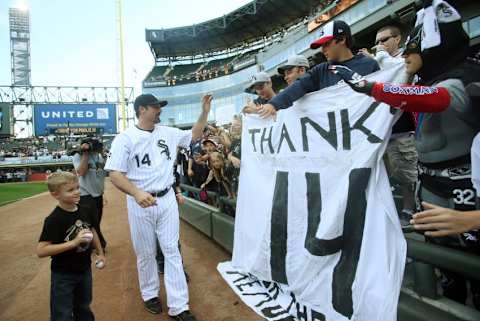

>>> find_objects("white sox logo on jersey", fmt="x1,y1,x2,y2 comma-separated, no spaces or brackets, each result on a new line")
157,139,171,160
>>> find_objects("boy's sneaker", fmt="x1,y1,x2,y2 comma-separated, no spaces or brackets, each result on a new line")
144,297,162,314
171,310,197,321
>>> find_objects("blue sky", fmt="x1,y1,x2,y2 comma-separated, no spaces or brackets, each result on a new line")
0,0,251,94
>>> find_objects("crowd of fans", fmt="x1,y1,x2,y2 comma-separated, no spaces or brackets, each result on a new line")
0,136,67,159
178,115,242,212
0,169,28,183
175,5,480,311
165,57,237,86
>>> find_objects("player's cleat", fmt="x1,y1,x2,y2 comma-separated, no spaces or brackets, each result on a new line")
144,297,162,314
171,310,197,321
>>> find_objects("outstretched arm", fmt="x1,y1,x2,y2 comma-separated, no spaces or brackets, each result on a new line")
328,65,451,113
192,94,212,141
370,83,451,113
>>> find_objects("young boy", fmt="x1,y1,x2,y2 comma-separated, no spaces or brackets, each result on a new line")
37,171,106,321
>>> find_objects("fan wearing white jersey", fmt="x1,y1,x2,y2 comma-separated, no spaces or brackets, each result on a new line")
105,93,211,321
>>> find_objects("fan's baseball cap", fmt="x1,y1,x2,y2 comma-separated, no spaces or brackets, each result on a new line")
202,138,218,147
277,55,310,75
310,20,352,49
244,72,271,93
134,94,167,112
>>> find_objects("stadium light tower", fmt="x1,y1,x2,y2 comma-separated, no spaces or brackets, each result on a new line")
116,0,127,131
9,6,31,86
9,5,32,137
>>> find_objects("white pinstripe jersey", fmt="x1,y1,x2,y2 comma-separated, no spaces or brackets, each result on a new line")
105,125,192,193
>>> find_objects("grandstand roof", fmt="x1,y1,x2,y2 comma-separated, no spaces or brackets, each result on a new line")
146,0,332,58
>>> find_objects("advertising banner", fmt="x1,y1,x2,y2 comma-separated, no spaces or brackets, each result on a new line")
33,104,117,136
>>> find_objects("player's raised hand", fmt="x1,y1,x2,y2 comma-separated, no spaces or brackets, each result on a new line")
201,94,213,114
134,190,157,208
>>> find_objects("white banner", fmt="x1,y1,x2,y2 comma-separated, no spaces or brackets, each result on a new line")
218,65,407,321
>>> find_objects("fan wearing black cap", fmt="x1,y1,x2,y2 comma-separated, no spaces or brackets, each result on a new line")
258,20,379,118
105,93,211,320
329,0,480,308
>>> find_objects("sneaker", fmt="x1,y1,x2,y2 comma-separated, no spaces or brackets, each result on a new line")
144,297,162,314
171,310,197,321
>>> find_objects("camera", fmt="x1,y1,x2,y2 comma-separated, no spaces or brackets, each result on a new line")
67,137,103,156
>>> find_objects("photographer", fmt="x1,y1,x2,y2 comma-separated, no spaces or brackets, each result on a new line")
73,138,107,250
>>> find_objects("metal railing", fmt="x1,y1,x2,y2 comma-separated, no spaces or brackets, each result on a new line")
180,183,235,212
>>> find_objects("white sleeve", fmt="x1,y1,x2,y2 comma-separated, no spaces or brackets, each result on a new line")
72,153,82,170
175,128,193,148
104,133,130,173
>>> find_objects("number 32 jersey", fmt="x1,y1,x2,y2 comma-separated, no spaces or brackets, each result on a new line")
105,125,192,192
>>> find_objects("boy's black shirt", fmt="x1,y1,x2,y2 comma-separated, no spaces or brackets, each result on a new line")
39,205,94,273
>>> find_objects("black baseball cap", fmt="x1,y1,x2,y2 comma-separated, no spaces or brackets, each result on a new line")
310,20,352,49
134,94,167,112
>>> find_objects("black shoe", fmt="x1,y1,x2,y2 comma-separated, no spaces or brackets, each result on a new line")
144,297,162,314
171,310,197,321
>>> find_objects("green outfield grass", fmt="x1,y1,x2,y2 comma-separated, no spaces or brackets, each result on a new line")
0,182,49,206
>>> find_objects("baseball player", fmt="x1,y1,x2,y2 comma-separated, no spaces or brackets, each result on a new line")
105,93,211,320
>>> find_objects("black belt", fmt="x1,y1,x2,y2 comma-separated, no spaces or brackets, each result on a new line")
149,186,171,198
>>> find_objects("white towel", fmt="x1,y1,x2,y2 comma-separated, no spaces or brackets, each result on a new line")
414,0,461,51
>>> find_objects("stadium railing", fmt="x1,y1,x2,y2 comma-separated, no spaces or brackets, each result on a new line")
178,183,480,321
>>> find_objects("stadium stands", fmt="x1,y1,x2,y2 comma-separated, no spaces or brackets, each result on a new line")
144,52,260,87
143,0,480,128
0,137,65,157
